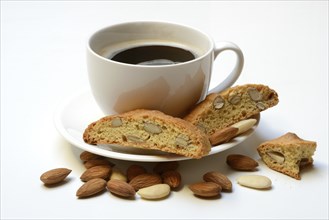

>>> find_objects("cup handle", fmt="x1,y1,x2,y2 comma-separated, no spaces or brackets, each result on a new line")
208,41,244,94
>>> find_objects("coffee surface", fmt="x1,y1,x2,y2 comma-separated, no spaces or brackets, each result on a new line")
110,45,196,65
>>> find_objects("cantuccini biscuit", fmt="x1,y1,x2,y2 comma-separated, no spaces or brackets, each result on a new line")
184,84,279,136
83,109,211,159
257,132,317,180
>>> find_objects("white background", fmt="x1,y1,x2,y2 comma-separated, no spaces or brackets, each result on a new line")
1,1,328,219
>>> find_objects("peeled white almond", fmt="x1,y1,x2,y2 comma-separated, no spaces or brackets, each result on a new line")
110,168,127,182
237,175,272,189
137,184,170,200
231,119,257,135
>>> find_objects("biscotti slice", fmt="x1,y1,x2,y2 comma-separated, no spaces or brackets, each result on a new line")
257,132,317,180
184,84,279,136
83,109,211,159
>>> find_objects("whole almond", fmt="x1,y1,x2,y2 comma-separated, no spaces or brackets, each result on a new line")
80,165,111,182
203,171,232,191
76,178,107,198
40,168,71,185
84,159,114,169
153,161,179,174
188,182,222,197
237,175,272,189
129,173,162,191
126,164,147,181
137,184,170,200
226,154,259,171
231,118,257,135
209,127,239,146
80,151,103,162
161,170,181,189
107,179,136,198
110,168,127,182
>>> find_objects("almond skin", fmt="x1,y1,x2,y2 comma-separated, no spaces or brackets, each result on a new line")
40,168,71,185
226,154,259,171
80,151,103,162
203,171,232,191
83,159,114,169
209,127,239,146
107,179,136,198
129,173,162,191
161,170,181,189
126,164,147,182
76,178,107,198
188,182,222,197
153,161,179,174
80,165,112,182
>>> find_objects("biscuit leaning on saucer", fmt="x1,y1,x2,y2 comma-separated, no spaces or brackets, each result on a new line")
257,132,317,180
184,84,279,136
83,109,211,159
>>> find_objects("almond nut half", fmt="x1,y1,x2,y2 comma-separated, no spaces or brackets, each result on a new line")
248,87,262,101
144,122,162,134
267,151,285,164
213,96,225,109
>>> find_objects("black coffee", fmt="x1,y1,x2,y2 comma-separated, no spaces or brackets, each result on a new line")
110,45,196,65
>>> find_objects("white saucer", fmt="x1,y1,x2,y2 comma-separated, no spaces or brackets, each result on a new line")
54,91,260,162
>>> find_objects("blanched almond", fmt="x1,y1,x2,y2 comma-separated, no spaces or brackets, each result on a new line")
231,119,257,135
237,175,272,189
110,168,127,182
137,184,170,200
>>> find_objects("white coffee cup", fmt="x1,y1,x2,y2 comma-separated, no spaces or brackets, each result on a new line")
87,21,243,117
